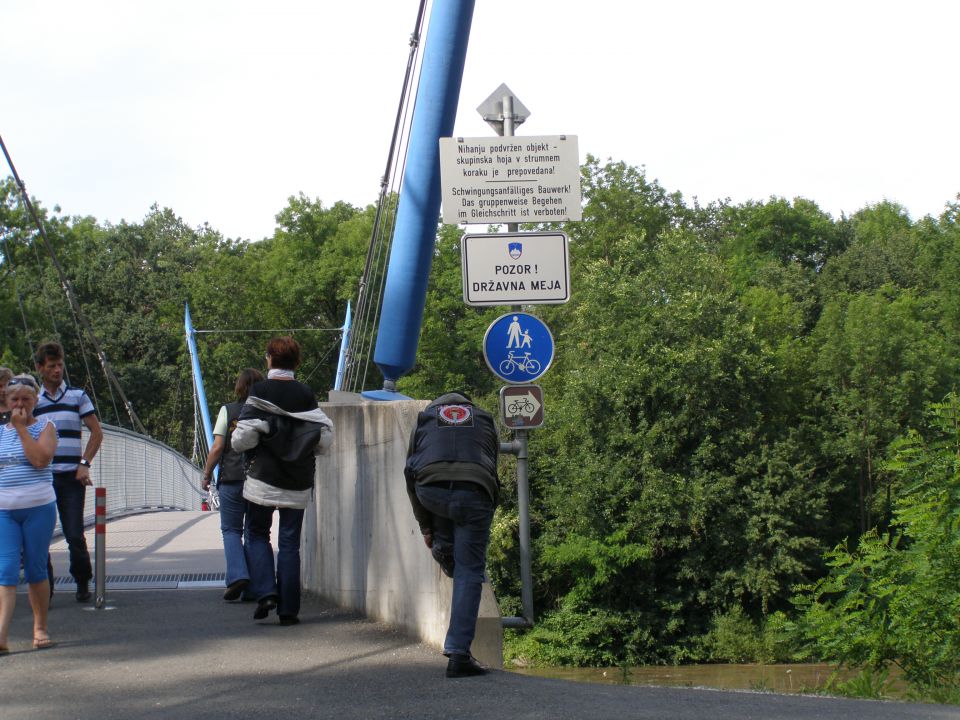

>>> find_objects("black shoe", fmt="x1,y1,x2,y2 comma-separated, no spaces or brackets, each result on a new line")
431,545,455,578
76,583,92,604
223,579,249,602
446,654,487,678
253,596,277,620
278,615,300,626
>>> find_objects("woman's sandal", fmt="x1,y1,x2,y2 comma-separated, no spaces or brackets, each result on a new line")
33,633,54,650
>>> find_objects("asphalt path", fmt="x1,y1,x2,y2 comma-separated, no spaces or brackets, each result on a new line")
1,588,956,720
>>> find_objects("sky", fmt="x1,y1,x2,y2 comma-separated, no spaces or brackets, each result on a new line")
4,0,959,241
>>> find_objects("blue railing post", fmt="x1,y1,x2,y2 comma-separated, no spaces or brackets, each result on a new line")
184,304,215,479
334,301,352,392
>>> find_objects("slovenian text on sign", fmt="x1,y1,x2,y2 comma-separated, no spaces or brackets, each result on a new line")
462,232,570,306
439,135,582,225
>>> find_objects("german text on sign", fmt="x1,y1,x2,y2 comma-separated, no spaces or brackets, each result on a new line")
439,135,582,225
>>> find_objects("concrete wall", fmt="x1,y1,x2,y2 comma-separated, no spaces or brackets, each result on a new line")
301,394,503,667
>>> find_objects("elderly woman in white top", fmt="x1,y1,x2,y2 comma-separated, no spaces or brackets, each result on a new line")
0,374,58,652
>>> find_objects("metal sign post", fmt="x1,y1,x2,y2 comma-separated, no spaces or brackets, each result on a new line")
485,308,554,629
465,85,578,629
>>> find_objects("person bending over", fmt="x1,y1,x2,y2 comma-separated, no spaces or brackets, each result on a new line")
404,391,500,678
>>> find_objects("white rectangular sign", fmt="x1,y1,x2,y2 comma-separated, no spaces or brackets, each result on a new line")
440,135,582,225
461,232,570,306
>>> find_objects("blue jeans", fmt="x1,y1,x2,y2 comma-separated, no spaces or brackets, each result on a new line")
0,502,57,585
51,471,92,585
217,482,250,587
246,502,304,618
415,483,494,656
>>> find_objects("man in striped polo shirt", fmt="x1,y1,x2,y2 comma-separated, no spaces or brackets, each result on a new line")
33,341,104,603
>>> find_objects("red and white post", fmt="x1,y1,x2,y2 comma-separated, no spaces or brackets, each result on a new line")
94,487,106,609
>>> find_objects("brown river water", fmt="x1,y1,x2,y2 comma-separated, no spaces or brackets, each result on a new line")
510,663,908,697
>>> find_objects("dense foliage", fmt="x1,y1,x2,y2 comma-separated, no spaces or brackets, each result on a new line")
790,395,960,702
0,180,369,453
3,159,959,697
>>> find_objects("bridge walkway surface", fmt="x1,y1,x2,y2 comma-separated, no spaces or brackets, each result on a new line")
1,511,956,720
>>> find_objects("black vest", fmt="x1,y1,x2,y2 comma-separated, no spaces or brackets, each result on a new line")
219,401,246,484
406,402,499,480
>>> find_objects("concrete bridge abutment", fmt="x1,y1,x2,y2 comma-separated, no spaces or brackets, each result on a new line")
301,394,503,667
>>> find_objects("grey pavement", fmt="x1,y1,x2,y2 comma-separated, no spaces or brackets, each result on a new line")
1,511,956,720
48,511,234,584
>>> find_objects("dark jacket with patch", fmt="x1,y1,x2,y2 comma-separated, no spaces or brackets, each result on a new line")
404,393,499,531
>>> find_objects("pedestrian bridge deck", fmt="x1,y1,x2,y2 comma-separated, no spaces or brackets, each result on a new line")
2,511,952,720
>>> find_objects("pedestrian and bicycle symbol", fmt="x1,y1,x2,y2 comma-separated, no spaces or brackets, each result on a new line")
483,312,554,384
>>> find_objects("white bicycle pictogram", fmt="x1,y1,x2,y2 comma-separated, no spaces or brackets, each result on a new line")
498,351,541,376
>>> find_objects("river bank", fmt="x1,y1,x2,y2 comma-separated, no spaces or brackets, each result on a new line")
510,662,909,699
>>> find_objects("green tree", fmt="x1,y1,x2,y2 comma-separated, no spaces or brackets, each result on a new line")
812,287,949,534
791,394,960,702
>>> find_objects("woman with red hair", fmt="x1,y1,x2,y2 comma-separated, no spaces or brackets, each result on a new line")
232,337,334,625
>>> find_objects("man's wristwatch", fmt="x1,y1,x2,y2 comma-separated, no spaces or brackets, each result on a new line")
79,458,91,468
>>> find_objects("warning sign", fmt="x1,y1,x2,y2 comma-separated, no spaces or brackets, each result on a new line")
461,232,570,306
439,135,582,225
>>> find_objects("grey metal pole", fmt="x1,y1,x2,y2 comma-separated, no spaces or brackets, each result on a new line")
496,92,534,626
515,429,534,623
503,94,519,237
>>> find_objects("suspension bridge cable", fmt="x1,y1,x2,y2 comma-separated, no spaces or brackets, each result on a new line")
343,0,429,393
350,89,413,392
0,228,36,360
65,300,106,414
355,44,422,393
360,88,419,391
12,167,91,399
300,334,345,383
0,133,147,434
22,199,66,364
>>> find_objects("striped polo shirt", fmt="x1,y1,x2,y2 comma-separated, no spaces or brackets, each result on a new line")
33,381,97,474
0,418,56,509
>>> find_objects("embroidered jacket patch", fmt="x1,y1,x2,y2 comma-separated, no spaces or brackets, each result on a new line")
437,404,473,427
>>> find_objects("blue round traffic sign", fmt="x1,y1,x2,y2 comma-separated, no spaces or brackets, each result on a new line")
483,312,554,384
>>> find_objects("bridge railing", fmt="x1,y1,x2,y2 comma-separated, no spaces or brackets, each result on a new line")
74,423,205,527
